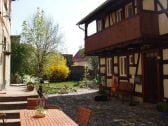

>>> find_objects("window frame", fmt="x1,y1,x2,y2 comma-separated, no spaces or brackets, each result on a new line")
119,56,127,77
97,19,102,32
106,58,112,76
125,3,134,18
116,9,122,22
129,54,135,65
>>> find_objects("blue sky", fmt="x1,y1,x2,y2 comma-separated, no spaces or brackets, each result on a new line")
11,0,106,55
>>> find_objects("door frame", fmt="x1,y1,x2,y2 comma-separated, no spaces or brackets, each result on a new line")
142,49,163,102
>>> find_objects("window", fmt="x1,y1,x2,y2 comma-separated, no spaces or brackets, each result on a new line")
97,20,102,32
116,9,122,22
119,56,127,76
125,3,134,18
106,58,112,76
105,16,110,28
134,0,138,14
129,55,134,65
110,12,116,26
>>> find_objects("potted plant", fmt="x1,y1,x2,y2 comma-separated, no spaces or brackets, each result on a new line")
35,106,47,118
27,82,34,91
157,100,168,116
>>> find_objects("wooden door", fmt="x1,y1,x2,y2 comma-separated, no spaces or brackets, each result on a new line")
143,50,162,103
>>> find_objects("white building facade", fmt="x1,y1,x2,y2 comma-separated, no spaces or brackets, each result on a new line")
0,0,15,90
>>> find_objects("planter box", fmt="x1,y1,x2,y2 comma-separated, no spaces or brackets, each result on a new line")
160,112,168,117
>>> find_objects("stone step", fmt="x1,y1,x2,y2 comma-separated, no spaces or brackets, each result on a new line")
0,95,38,102
10,84,27,87
0,110,21,119
0,119,20,126
0,85,39,126
0,101,27,110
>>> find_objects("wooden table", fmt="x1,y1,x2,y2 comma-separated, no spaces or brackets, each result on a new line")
20,109,78,126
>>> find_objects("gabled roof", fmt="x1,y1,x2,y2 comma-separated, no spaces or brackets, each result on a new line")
77,0,115,25
72,48,89,62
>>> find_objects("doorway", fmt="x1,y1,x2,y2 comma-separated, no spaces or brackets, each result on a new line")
143,50,162,103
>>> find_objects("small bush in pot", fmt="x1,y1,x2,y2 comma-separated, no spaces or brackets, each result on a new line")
157,101,168,112
27,82,34,91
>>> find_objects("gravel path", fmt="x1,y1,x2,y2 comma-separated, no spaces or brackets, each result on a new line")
47,89,168,126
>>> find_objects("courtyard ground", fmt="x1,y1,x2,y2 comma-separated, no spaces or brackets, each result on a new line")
47,89,168,126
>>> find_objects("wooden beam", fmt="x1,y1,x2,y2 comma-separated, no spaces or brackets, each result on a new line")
156,0,168,17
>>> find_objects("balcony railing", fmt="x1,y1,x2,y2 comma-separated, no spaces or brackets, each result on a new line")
85,12,159,54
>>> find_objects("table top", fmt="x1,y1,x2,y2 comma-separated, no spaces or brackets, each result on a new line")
20,109,78,126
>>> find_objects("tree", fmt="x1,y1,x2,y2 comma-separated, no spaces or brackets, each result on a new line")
42,53,70,82
21,8,63,77
89,56,99,80
11,36,34,83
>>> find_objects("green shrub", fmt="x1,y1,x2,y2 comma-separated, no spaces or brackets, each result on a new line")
157,101,168,112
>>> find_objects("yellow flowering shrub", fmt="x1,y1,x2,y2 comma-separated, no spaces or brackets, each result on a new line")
43,53,70,82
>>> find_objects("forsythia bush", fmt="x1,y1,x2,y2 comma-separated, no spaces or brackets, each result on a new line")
43,53,70,82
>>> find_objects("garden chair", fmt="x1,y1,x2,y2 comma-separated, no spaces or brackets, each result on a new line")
76,106,92,126
27,98,46,109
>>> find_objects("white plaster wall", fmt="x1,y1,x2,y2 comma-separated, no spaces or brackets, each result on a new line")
163,49,168,60
0,29,2,84
107,79,111,87
163,79,168,98
114,66,118,74
129,67,136,75
134,53,138,63
100,67,105,74
143,0,155,10
100,58,105,65
158,0,167,10
129,78,134,84
159,14,168,35
114,56,118,64
137,54,142,75
135,84,142,93
105,16,109,28
158,0,168,35
163,64,168,75
0,0,12,86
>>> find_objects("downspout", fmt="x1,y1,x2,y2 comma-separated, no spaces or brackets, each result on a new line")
77,24,85,31
77,24,88,38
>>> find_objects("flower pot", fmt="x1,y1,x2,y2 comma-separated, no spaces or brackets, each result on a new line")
27,83,34,91
27,85,34,91
160,112,168,117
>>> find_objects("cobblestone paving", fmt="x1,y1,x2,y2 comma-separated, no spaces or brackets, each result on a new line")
47,89,168,126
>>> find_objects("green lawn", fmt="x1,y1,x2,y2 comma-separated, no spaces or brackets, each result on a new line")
35,81,80,94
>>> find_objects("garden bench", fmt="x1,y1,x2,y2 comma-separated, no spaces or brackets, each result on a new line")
116,82,134,102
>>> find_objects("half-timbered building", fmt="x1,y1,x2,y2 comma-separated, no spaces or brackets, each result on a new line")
77,0,168,103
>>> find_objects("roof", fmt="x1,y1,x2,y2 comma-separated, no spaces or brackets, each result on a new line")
72,48,89,62
77,0,131,25
77,0,115,25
